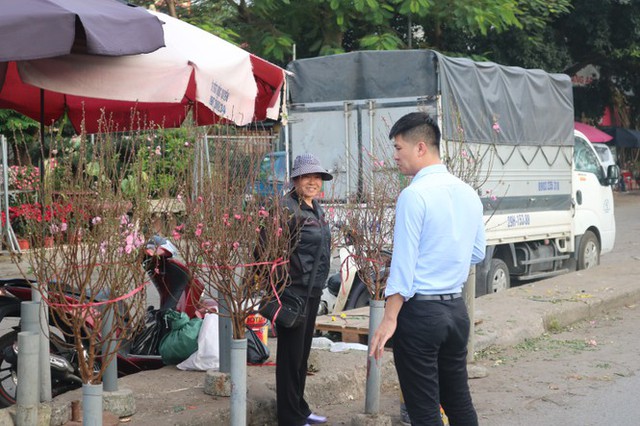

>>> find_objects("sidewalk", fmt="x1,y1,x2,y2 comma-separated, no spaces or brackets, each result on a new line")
0,255,639,425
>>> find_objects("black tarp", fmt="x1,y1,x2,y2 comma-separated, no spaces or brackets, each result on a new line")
602,127,640,148
287,50,574,147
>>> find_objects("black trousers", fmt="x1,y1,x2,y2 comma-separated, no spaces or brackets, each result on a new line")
393,297,478,426
276,296,321,426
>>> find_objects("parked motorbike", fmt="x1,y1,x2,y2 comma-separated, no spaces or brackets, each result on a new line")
0,236,204,407
318,226,392,316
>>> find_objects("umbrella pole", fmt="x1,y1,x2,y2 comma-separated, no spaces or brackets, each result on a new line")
1,135,20,253
37,89,54,402
40,89,45,150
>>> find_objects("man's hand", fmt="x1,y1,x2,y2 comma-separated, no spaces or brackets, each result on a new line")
368,293,404,361
369,316,397,361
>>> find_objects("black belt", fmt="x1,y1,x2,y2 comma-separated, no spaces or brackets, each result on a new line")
412,293,462,301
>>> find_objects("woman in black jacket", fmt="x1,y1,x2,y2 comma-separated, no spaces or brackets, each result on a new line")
276,153,332,426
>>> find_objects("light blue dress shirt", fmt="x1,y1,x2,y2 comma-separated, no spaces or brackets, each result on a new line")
385,164,486,299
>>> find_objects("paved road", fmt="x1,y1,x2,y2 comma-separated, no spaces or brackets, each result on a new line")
600,191,639,265
471,291,640,425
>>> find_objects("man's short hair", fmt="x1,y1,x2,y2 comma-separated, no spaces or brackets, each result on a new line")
388,112,441,151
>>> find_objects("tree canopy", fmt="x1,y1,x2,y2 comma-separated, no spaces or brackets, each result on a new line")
50,1,640,127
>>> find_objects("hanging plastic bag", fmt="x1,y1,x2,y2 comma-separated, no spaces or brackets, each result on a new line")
159,309,202,365
246,325,270,364
177,312,220,371
130,308,170,356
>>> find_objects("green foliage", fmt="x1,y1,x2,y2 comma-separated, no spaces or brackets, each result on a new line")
159,0,556,64
359,33,404,50
8,0,640,131
550,0,640,126
0,110,39,135
126,127,194,198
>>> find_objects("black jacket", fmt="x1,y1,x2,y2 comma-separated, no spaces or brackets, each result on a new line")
282,190,331,298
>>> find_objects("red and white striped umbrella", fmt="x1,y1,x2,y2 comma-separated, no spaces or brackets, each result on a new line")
1,11,285,133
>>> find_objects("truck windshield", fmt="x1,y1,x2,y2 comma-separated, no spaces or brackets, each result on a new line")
592,144,614,166
574,137,604,180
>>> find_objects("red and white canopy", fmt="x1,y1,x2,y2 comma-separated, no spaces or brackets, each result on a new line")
1,11,285,132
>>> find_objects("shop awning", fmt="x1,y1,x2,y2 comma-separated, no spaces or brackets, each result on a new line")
574,122,613,143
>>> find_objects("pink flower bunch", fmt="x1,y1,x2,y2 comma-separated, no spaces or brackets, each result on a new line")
173,223,185,240
195,223,204,237
123,230,144,254
118,215,144,254
50,222,68,234
8,165,40,191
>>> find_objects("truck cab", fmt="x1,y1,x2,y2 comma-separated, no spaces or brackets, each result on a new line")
476,130,619,295
572,130,618,266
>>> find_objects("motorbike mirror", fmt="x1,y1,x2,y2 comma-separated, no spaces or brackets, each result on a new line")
145,235,178,258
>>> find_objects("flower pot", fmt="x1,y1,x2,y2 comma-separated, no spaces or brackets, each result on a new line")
17,238,30,250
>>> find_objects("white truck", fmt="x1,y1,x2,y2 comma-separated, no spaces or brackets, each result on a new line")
284,50,619,298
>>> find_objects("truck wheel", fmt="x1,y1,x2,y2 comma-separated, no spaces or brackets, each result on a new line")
488,258,510,293
578,230,600,270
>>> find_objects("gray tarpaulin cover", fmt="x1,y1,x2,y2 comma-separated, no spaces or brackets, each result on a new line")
287,50,438,103
287,50,574,146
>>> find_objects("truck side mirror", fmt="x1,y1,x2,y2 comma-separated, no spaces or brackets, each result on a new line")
606,164,620,186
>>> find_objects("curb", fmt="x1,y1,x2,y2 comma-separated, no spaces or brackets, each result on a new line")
474,260,640,353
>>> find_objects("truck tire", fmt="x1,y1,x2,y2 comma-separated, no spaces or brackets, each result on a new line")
578,230,600,270
488,258,510,293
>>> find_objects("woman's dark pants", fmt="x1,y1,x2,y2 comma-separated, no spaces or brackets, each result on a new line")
276,296,321,426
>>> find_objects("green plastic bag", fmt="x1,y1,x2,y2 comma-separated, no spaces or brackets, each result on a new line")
159,310,203,365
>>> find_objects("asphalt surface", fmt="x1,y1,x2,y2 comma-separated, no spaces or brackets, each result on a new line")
0,193,638,425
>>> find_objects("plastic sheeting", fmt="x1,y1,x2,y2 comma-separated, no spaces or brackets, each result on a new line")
436,53,574,146
288,50,437,104
287,50,574,146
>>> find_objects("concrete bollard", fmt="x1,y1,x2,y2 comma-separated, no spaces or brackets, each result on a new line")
101,309,118,393
82,383,103,426
204,371,231,396
230,339,247,426
31,288,52,403
20,301,40,335
16,331,39,426
103,388,136,418
218,299,232,374
365,299,385,414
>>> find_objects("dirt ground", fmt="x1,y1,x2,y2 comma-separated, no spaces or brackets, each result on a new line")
308,301,640,425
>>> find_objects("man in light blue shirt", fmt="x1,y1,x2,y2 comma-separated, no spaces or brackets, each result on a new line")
369,112,485,425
